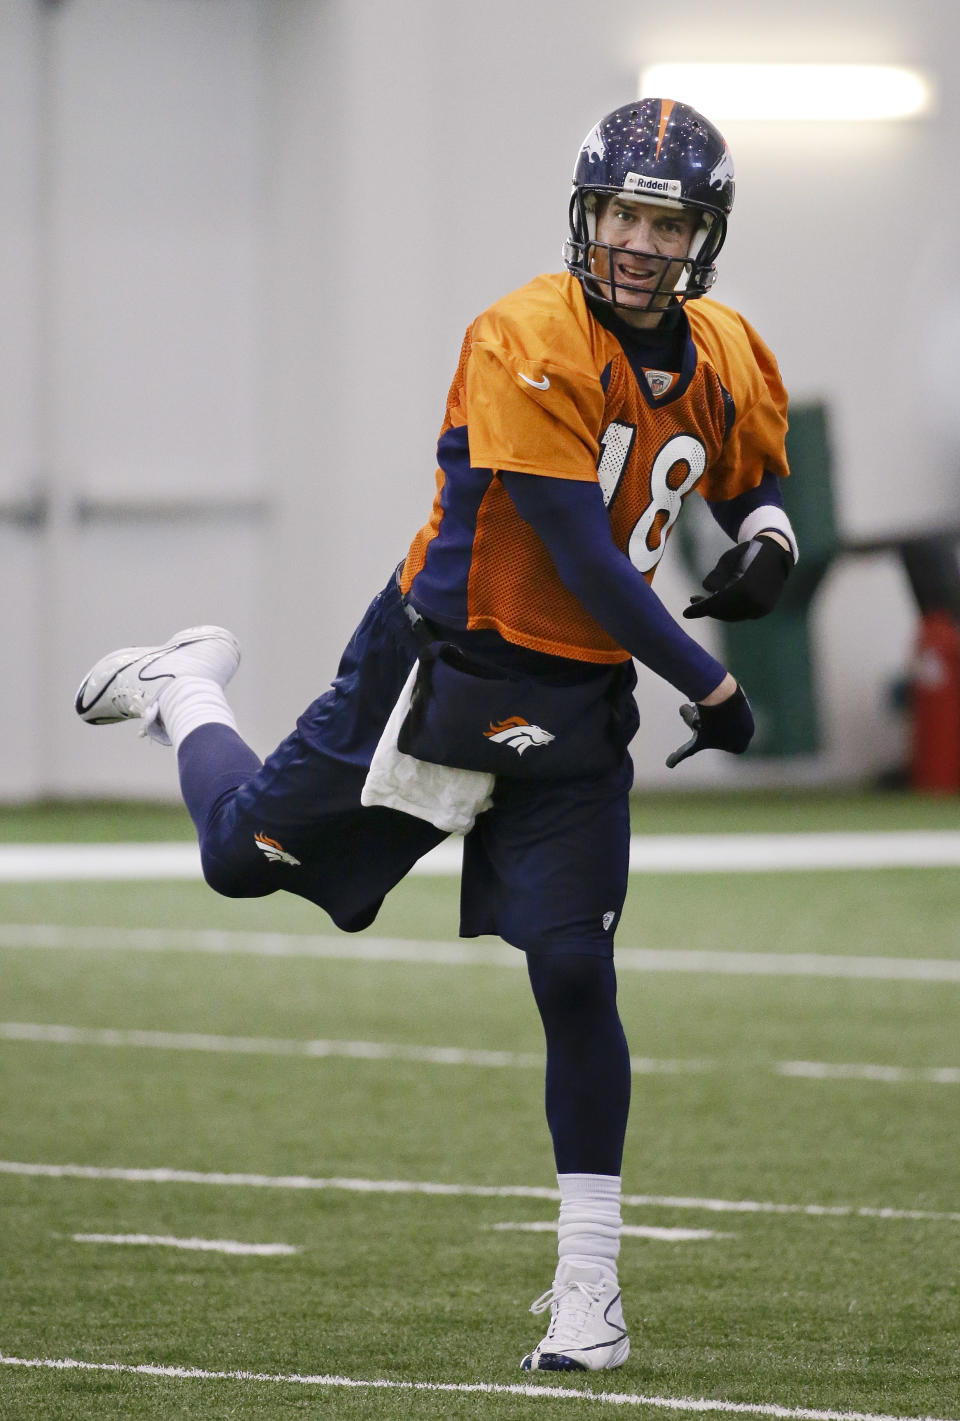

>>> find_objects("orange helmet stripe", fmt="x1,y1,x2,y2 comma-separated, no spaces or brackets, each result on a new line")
654,99,675,161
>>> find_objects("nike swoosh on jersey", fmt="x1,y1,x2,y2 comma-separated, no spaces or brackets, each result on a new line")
518,372,550,390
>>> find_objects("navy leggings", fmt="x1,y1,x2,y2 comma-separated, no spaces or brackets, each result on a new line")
526,951,631,1176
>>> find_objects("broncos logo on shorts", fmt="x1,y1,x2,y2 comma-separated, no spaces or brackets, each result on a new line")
483,716,556,756
254,831,302,867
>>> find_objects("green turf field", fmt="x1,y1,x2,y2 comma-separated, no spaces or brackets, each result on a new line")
2,788,960,840
0,794,958,1418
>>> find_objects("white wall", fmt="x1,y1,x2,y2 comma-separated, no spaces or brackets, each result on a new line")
2,0,957,798
0,2,44,797
1,0,267,796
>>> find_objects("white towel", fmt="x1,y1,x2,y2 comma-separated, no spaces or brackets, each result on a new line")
361,662,495,835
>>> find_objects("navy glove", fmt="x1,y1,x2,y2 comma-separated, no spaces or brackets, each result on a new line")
665,685,755,768
683,534,792,622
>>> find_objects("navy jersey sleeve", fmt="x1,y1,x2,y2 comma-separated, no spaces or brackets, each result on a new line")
500,471,727,701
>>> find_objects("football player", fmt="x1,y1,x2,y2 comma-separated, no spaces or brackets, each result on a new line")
76,97,796,1373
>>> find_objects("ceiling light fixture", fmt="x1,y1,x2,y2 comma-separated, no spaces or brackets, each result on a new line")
638,63,933,121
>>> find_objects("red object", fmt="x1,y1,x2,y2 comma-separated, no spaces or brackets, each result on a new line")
910,611,960,794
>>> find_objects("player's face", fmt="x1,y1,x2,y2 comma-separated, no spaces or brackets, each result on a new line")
591,197,699,326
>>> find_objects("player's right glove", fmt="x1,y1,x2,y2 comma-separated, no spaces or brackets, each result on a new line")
665,685,755,769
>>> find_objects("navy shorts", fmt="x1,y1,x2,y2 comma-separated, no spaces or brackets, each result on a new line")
206,574,636,952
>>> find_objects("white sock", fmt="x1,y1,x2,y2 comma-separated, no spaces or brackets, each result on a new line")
156,677,239,754
556,1172,622,1282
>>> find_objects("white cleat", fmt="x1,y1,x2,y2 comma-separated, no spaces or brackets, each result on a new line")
75,625,241,745
521,1263,630,1372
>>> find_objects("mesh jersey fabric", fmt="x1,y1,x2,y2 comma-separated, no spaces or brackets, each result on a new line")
400,270,789,664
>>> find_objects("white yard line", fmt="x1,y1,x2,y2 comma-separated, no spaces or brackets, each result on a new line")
0,1021,544,1070
627,831,960,873
0,1353,953,1421
488,1221,730,1242
777,1061,960,1085
2,922,959,982
2,1023,956,1088
0,1022,706,1074
2,830,960,881
0,843,205,881
2,1161,958,1224
72,1233,298,1256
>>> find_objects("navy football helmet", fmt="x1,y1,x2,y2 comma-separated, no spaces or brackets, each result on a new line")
565,98,735,310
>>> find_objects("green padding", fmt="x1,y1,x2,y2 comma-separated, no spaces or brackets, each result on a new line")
779,402,838,570
722,604,820,756
721,401,834,756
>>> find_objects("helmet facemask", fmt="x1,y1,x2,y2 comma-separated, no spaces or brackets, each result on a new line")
565,187,727,312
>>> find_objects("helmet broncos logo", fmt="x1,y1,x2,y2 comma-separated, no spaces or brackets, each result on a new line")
483,716,555,756
709,145,735,191
581,123,606,163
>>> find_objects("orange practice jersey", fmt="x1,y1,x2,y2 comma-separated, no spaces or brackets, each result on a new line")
401,271,789,664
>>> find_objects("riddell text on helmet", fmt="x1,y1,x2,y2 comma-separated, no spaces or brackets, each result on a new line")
623,172,683,198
